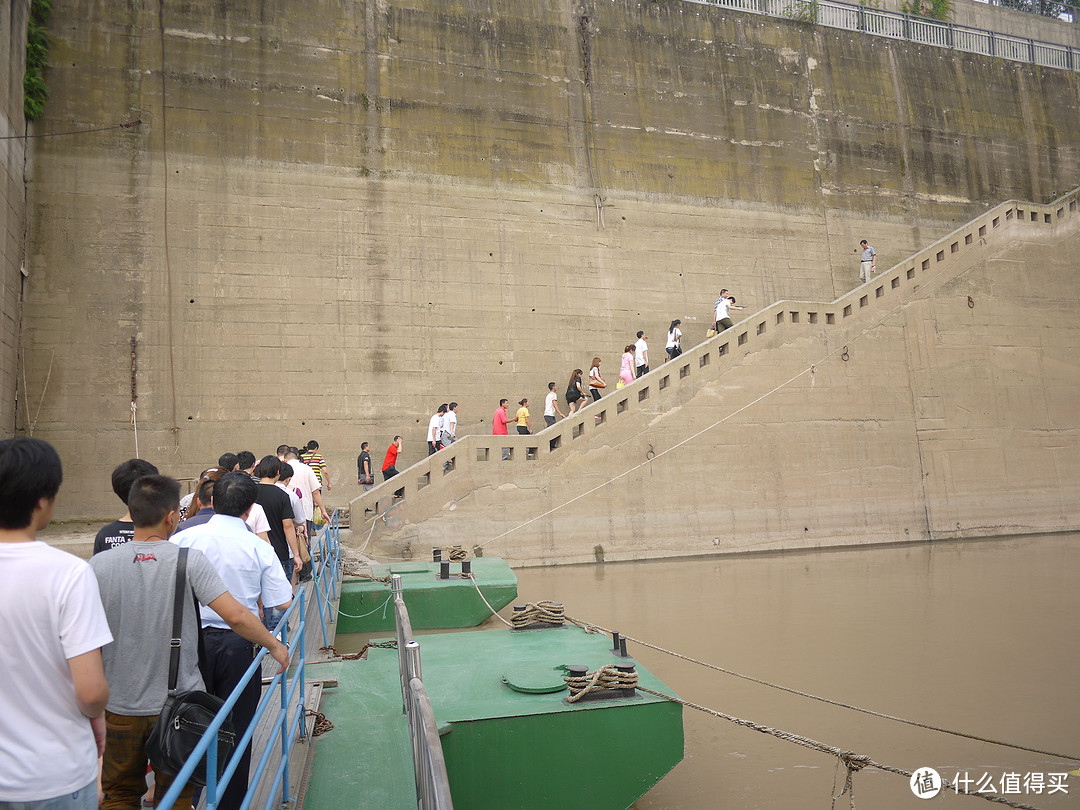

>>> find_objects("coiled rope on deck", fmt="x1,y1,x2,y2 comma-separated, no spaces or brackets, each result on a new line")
564,664,638,703
511,600,567,628
433,545,469,561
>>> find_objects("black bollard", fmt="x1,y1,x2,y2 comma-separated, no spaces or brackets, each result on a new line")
618,637,629,658
461,559,472,577
612,631,621,652
440,561,450,580
433,548,441,562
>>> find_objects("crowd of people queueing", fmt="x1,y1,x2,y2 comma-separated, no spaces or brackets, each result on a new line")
0,436,341,810
357,289,751,491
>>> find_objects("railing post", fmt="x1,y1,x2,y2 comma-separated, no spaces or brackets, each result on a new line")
278,597,292,808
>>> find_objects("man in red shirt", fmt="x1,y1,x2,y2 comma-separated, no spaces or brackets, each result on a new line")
492,399,510,461
381,436,404,498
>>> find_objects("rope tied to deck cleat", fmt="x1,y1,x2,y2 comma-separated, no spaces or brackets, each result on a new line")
432,545,469,562
510,601,566,628
563,664,638,703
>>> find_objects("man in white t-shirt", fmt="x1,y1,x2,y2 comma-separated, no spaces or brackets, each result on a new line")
0,438,112,810
277,446,331,538
428,404,447,455
634,331,649,378
441,402,459,446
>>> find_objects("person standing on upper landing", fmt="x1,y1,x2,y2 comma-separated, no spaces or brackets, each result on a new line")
859,239,877,284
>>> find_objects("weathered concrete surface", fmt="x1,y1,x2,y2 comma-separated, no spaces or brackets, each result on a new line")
354,197,1080,566
0,1,28,438
15,0,1080,519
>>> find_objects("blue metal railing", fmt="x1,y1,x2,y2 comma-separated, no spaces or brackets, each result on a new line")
308,512,342,649
155,512,345,810
157,590,307,810
683,0,1080,72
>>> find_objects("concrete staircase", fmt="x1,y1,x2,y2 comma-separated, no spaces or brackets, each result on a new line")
348,188,1080,566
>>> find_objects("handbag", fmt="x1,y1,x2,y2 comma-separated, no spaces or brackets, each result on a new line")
706,328,717,338
146,548,236,786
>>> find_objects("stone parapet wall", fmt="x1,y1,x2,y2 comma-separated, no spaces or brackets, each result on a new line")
17,0,1080,519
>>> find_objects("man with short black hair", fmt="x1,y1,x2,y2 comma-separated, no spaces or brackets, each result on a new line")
357,442,374,492
172,473,293,810
93,458,160,554
278,447,331,538
0,438,112,810
90,475,288,810
218,452,239,472
254,456,301,581
236,451,257,478
634,331,649,378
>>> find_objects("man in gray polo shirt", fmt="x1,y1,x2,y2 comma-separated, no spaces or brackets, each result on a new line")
859,239,877,283
91,475,288,810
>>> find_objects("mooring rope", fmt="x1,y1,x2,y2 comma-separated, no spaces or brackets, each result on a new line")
467,574,512,627
510,600,566,628
337,594,392,621
564,664,638,703
433,545,468,561
574,620,1079,764
637,686,1046,810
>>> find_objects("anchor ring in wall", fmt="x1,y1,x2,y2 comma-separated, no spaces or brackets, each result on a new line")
841,346,849,362
646,444,655,461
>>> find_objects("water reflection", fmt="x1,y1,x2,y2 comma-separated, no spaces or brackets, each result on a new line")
512,534,1080,809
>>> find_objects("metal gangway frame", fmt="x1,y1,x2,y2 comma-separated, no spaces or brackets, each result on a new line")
157,513,343,810
392,573,455,810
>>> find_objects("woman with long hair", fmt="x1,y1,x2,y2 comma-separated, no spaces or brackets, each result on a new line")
565,369,585,415
587,356,606,402
619,345,635,388
666,319,683,361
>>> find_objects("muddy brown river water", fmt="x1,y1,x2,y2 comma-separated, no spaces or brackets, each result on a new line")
342,532,1080,809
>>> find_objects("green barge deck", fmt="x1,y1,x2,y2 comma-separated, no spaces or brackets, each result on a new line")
302,625,684,810
337,557,518,633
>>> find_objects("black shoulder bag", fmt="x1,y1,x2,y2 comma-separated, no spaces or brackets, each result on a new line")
145,547,237,786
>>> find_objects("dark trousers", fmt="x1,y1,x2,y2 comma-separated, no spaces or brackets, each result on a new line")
101,712,195,810
201,630,260,810
636,365,648,378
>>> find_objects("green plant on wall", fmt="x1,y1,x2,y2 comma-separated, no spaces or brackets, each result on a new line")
24,0,53,121
900,0,952,21
781,0,819,23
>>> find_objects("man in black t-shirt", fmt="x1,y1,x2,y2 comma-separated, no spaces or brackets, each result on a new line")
357,442,374,492
92,458,159,555
254,455,300,583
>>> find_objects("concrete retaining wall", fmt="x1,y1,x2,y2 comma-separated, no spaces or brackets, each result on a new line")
15,0,1080,520
352,192,1080,565
0,1,28,438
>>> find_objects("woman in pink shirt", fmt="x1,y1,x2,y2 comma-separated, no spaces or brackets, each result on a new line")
619,345,635,388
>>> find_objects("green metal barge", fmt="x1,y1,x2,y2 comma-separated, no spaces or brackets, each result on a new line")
303,623,685,809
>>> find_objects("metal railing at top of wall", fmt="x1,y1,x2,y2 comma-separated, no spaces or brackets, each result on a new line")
156,513,342,810
683,0,1080,72
392,574,455,810
348,187,1080,523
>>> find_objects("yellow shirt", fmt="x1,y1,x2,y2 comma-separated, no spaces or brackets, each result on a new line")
516,406,529,427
